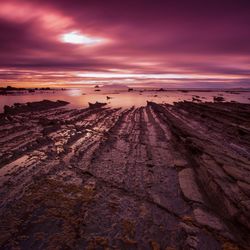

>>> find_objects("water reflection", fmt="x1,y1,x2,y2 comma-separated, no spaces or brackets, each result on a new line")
67,89,83,96
0,88,250,112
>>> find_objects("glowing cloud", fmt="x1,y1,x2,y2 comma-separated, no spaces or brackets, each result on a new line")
60,31,103,45
0,0,250,88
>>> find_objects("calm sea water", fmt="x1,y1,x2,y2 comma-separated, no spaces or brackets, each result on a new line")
0,88,250,112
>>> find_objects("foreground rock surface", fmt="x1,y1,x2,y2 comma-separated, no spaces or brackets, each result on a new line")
0,101,249,249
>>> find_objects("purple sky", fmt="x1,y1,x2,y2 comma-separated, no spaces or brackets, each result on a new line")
0,0,250,88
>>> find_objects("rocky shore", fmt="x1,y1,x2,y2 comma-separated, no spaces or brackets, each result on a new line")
0,100,249,249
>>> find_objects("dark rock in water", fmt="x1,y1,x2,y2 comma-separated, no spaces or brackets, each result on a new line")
106,96,112,100
0,91,8,95
88,101,107,109
94,89,101,91
128,88,134,92
94,85,99,88
192,96,202,102
158,88,165,91
147,101,155,106
213,96,225,102
3,100,69,115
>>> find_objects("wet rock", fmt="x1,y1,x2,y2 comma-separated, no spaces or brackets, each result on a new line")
88,101,107,108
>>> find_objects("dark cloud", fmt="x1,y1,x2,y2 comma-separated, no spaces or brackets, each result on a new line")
0,0,250,87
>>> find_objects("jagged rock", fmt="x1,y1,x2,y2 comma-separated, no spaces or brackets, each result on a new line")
213,96,225,102
88,101,107,108
0,101,249,249
3,100,69,115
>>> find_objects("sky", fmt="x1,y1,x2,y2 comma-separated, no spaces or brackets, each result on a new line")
0,0,250,88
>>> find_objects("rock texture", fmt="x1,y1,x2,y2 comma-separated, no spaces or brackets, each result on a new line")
178,168,203,203
2,100,69,115
0,101,249,249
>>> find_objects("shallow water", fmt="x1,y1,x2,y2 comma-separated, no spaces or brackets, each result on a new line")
0,87,250,112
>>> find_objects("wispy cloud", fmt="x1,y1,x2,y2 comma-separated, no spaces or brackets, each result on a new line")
0,0,250,87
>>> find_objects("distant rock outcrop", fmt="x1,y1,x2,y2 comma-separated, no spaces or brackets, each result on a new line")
88,101,107,109
213,96,225,102
3,100,69,115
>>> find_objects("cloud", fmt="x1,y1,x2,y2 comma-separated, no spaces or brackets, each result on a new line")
0,0,250,87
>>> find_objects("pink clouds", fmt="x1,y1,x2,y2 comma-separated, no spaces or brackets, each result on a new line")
0,0,250,88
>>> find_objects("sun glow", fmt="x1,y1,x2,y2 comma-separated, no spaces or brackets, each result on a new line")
61,31,103,45
76,72,241,80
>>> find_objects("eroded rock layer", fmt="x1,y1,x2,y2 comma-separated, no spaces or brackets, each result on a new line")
0,101,249,249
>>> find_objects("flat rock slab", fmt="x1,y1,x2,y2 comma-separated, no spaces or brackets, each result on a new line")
178,168,203,203
194,208,225,232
